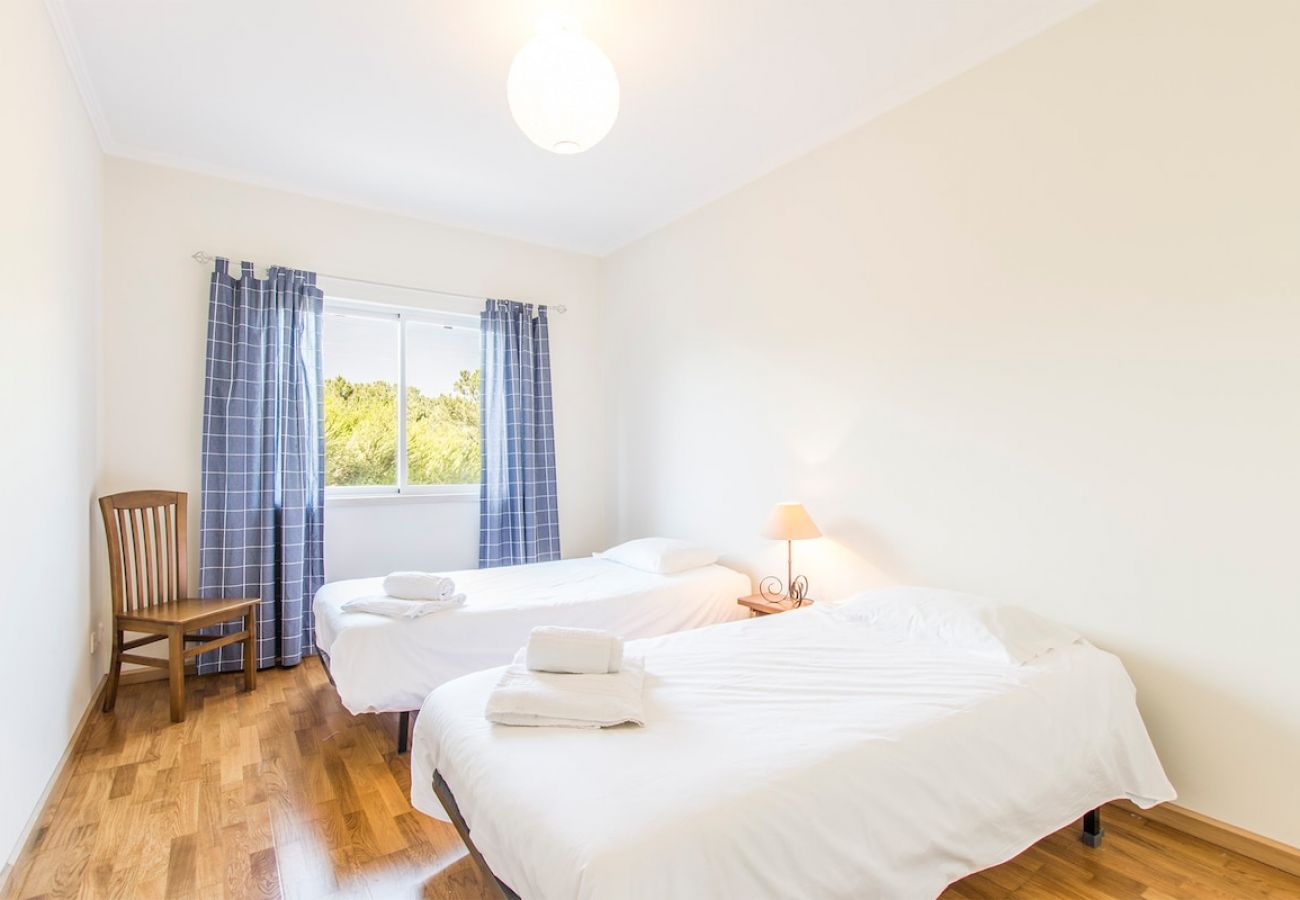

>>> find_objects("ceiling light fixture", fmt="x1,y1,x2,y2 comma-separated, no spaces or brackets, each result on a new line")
507,15,619,154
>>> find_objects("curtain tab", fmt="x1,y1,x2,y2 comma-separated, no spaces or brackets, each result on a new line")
485,298,551,320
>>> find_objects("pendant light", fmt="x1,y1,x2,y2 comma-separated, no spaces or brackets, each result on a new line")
507,15,620,154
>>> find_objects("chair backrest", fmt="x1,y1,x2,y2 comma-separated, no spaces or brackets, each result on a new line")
100,490,188,613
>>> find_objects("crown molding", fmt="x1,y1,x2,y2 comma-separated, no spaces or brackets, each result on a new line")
42,0,115,151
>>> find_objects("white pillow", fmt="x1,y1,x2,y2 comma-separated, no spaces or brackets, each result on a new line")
832,586,1080,665
597,538,719,575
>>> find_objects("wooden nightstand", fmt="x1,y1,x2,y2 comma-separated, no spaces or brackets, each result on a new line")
738,594,815,616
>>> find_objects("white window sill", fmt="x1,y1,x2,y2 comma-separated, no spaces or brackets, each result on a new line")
326,491,478,507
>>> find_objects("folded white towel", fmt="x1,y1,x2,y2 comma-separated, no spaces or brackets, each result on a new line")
486,651,645,728
526,626,624,674
382,571,456,601
340,594,466,619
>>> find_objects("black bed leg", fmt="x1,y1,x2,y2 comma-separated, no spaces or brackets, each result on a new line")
397,710,410,754
1082,807,1104,848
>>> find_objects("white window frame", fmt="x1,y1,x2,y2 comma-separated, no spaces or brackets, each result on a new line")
324,296,480,501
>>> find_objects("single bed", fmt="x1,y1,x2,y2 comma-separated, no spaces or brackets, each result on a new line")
313,555,750,745
410,601,1175,900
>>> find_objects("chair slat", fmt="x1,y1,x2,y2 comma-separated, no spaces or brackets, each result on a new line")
144,506,158,607
164,504,176,602
176,493,189,599
116,508,133,611
111,508,122,611
154,505,166,603
131,508,146,611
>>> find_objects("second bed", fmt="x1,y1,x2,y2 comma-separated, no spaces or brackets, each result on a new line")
314,555,750,719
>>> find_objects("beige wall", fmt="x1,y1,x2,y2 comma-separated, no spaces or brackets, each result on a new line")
0,0,104,867
602,0,1300,846
100,158,608,616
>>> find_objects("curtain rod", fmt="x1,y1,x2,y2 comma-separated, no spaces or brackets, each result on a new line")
189,251,567,314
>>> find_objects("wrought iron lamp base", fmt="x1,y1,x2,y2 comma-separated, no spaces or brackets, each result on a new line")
759,573,809,607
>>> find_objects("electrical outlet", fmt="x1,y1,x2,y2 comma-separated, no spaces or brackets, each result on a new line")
89,628,96,655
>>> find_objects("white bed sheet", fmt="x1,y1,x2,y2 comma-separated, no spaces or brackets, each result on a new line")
411,606,1175,900
313,557,750,714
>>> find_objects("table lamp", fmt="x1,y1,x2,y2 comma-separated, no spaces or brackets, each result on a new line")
760,502,821,606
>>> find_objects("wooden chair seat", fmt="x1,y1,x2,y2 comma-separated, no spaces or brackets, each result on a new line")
116,597,259,628
100,491,258,723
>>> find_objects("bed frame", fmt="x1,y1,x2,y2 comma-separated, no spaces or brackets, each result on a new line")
431,767,1104,898
433,770,521,899
316,646,416,753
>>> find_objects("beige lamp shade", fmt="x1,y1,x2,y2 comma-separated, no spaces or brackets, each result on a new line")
762,502,821,541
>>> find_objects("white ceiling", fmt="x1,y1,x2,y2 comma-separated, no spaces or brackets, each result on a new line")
51,0,1093,255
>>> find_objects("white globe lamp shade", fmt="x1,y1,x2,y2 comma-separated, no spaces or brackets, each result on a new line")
508,18,619,154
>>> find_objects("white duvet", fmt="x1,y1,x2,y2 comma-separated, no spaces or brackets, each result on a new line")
411,606,1175,900
313,557,750,714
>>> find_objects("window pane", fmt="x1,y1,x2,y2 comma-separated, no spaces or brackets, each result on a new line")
406,320,480,485
324,311,399,487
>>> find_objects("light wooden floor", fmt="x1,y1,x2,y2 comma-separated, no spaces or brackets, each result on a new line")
7,659,1298,900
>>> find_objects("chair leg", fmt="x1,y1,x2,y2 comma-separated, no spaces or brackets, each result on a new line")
102,627,123,713
244,606,257,693
168,626,186,723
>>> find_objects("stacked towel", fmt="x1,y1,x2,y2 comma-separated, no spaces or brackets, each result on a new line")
340,594,466,619
486,650,645,728
526,626,624,674
382,571,457,601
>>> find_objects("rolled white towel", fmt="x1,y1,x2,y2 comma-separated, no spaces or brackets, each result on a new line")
486,650,645,728
526,626,624,674
341,594,466,619
382,571,456,601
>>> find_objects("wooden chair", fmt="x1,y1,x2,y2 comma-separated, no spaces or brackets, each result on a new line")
100,490,259,722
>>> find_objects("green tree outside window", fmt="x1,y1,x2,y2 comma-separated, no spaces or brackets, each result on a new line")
325,369,480,486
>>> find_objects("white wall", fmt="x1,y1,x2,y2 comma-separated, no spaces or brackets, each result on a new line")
100,158,607,599
324,497,479,580
602,0,1300,846
0,0,104,867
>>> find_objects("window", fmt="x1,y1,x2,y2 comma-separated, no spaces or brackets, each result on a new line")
324,299,480,495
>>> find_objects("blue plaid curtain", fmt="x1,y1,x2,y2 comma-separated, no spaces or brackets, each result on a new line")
197,259,325,671
479,299,561,568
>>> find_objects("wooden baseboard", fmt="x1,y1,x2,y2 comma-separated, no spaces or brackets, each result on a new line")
1115,800,1300,879
0,674,107,897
